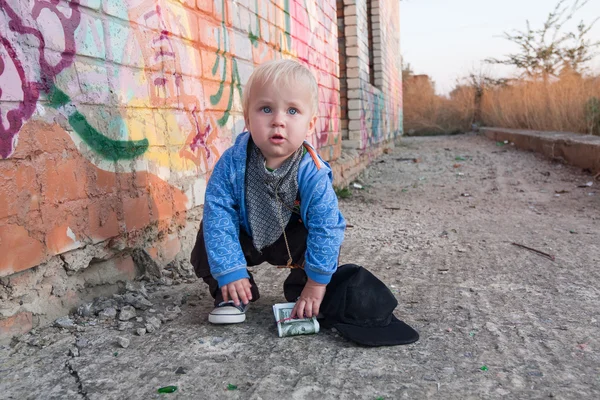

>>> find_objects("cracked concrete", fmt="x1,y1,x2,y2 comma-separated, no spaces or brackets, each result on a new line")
1,133,599,399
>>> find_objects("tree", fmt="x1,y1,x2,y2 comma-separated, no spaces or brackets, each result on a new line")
485,0,600,80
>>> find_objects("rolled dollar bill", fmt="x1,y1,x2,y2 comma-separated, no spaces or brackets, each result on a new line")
272,302,320,338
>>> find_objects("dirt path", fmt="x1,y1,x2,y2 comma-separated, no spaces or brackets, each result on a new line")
1,133,599,399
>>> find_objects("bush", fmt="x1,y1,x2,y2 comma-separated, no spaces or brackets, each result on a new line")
480,74,600,134
403,75,474,136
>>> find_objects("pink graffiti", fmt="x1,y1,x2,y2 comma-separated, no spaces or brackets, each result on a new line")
189,110,211,160
289,2,338,148
0,0,81,158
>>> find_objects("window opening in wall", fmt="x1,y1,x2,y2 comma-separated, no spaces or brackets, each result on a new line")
367,0,375,87
337,0,349,140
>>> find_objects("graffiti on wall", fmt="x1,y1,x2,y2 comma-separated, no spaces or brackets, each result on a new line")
123,0,223,176
1,0,342,163
204,0,341,149
0,0,151,161
0,0,80,159
0,0,369,277
355,0,403,150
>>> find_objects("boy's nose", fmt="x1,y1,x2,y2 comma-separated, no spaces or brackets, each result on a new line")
271,113,285,127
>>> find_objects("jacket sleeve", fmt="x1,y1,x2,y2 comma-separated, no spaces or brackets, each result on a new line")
202,152,249,287
304,174,346,284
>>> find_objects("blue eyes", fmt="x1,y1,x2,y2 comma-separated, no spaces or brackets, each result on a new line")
260,107,298,115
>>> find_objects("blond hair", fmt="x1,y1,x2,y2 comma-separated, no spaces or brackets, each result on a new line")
242,59,319,121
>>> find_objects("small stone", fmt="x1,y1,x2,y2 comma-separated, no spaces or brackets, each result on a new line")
188,301,198,307
136,317,143,322
54,316,75,329
118,337,130,348
75,338,89,349
77,303,94,318
211,337,225,346
117,321,134,331
145,323,156,333
91,298,119,315
122,293,153,310
136,328,147,336
175,367,187,375
118,306,137,321
125,281,149,298
69,347,80,357
146,316,162,330
99,307,117,320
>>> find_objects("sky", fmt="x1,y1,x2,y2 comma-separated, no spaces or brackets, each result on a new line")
400,0,600,95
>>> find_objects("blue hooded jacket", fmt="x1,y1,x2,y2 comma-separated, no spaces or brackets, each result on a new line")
202,132,346,287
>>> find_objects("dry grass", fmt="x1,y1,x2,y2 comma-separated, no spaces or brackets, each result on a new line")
481,74,600,134
403,73,600,135
403,76,475,136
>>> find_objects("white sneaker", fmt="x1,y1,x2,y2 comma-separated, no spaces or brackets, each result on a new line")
208,301,248,324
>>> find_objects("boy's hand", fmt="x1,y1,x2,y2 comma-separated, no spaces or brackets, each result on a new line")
221,278,252,306
291,278,326,319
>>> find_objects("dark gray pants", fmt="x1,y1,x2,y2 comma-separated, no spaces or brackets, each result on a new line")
190,215,309,306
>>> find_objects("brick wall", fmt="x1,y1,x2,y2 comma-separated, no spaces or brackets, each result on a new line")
341,0,402,150
0,0,402,337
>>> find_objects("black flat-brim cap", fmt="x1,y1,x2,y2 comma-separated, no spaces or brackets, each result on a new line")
333,315,419,347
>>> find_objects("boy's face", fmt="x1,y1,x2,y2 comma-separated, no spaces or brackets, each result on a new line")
245,79,317,169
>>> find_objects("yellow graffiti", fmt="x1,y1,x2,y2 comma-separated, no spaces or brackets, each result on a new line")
120,0,225,176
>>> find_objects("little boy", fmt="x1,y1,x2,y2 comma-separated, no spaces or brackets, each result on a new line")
191,59,346,324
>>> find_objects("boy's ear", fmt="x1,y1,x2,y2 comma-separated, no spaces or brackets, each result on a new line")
309,115,318,132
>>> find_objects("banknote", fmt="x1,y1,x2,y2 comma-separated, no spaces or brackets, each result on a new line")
272,302,320,338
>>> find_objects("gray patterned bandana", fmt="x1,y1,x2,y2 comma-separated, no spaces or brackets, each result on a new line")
246,140,303,251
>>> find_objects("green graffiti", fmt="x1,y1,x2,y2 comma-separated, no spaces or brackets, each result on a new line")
48,85,70,108
209,0,293,126
209,2,243,127
210,54,242,127
48,85,149,160
249,0,261,47
372,92,384,140
248,31,260,47
284,0,291,50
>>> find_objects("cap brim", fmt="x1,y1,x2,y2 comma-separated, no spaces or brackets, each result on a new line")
333,316,419,347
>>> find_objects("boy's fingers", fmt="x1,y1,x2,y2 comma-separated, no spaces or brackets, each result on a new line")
304,302,313,318
290,303,300,319
221,286,229,303
241,279,252,301
313,303,320,318
295,300,306,319
229,286,240,306
236,282,249,305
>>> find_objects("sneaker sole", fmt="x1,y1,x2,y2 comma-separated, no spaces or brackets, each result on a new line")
208,313,246,324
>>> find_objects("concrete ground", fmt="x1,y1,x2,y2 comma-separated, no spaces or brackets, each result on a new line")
1,133,599,399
